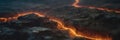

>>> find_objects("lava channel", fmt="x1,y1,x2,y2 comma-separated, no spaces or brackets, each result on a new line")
0,12,112,40
72,0,120,13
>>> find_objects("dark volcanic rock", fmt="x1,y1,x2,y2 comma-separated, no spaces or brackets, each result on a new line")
47,6,120,40
0,14,71,40
0,6,120,40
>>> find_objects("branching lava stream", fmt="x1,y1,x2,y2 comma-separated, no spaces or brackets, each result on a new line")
0,12,112,40
0,0,116,40
72,0,120,13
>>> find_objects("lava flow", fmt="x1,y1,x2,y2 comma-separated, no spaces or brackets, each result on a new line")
0,12,45,22
49,17,112,40
72,0,120,13
0,12,112,40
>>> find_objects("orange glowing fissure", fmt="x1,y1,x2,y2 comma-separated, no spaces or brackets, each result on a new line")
0,12,112,40
72,0,120,13
0,0,114,40
0,12,45,22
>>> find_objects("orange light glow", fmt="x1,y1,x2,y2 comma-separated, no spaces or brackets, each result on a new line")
0,18,7,22
72,0,82,8
72,0,120,13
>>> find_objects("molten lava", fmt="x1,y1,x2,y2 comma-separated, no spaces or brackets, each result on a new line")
0,0,115,40
0,12,45,22
0,12,112,40
49,17,112,40
72,0,120,13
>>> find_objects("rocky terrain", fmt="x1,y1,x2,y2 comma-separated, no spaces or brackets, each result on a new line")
47,6,120,40
0,4,120,40
0,14,69,40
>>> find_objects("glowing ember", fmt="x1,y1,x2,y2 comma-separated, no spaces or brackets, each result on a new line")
72,0,120,13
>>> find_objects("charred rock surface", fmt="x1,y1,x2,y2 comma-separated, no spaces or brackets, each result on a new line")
47,6,120,40
0,14,74,40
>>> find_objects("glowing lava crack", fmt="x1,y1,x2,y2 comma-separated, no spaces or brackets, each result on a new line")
72,0,120,13
0,12,112,40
